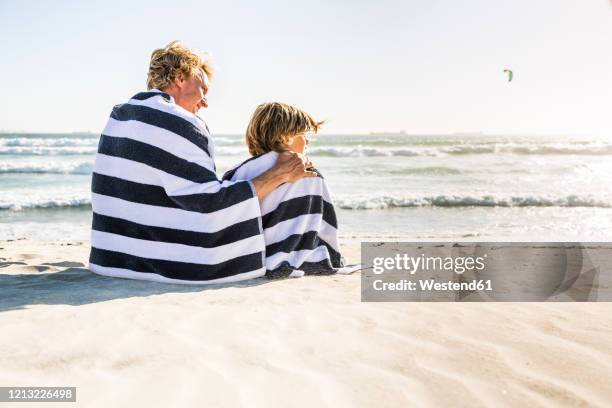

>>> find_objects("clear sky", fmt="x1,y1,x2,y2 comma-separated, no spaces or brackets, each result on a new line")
1,0,610,136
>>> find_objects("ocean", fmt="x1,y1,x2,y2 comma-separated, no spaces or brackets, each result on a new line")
1,132,611,242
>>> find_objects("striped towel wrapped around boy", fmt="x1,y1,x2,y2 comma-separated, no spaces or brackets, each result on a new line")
88,90,267,284
223,151,347,278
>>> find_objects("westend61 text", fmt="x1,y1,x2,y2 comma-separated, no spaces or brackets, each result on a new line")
373,279,493,292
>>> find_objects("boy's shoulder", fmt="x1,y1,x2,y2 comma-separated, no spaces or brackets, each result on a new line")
222,151,324,181
222,151,278,181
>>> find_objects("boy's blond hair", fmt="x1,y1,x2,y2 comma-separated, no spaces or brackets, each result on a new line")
147,41,213,91
246,102,324,156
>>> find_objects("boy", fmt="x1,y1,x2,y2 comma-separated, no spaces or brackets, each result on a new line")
223,102,354,278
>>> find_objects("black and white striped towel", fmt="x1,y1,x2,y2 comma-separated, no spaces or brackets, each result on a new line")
223,151,354,278
88,90,266,284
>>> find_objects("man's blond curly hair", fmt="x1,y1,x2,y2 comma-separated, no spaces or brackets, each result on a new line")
147,41,213,91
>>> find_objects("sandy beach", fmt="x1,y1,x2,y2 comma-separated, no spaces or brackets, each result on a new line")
1,239,611,407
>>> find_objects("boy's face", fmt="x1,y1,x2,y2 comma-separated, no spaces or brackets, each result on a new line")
286,132,309,154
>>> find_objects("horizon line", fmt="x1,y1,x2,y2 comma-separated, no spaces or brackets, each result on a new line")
0,130,604,139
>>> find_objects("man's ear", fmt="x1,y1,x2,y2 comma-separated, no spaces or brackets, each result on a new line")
175,72,185,89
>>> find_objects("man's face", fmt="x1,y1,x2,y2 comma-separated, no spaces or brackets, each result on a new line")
177,70,209,113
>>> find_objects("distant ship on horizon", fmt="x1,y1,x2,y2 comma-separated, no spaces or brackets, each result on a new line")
450,131,484,136
368,130,485,136
369,129,407,136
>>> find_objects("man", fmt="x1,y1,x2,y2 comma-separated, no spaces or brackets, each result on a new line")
89,41,316,284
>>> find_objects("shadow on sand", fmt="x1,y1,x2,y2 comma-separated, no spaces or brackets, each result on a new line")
0,260,269,312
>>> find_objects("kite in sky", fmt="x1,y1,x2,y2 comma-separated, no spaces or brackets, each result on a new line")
503,69,513,82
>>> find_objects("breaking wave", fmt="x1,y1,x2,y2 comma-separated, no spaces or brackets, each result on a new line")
335,194,612,210
308,143,612,157
0,196,91,211
0,161,93,175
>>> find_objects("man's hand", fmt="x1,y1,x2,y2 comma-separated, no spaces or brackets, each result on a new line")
251,150,317,200
276,149,318,183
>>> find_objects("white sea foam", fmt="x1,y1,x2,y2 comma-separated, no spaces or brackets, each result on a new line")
3,134,611,157
334,194,612,210
307,146,437,157
0,161,93,175
307,143,612,157
0,137,98,147
0,196,91,211
212,136,244,146
0,146,98,155
6,193,607,212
